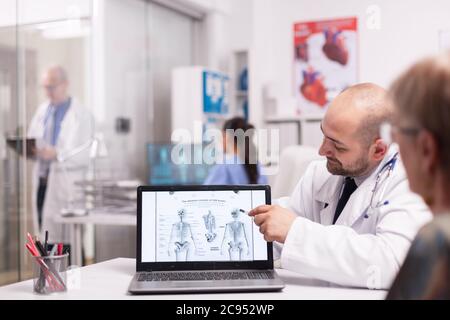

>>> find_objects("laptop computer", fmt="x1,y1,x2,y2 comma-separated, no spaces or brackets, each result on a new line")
128,185,285,294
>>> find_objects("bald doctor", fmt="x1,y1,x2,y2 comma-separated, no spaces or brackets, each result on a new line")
249,83,432,289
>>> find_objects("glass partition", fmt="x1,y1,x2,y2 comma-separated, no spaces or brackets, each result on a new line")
0,0,202,283
0,4,20,285
0,0,93,284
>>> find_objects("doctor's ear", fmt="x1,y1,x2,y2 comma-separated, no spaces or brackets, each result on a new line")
371,138,388,161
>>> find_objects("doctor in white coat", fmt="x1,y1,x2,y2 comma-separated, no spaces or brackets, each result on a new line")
28,65,94,244
250,83,432,289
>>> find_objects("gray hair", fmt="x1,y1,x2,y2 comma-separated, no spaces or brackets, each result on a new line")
45,65,68,83
389,52,450,172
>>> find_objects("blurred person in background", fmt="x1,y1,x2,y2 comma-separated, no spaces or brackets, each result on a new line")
204,117,267,185
28,65,94,245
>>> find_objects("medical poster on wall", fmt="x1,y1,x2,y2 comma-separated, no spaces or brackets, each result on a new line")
293,17,358,115
202,70,230,143
203,70,230,115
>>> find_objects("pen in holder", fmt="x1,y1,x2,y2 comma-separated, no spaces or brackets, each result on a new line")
32,253,69,294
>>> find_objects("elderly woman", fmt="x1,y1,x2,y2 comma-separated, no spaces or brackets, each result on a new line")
386,52,450,299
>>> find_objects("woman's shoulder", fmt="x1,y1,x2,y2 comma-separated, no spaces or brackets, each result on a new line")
418,213,450,244
403,214,450,279
387,213,450,299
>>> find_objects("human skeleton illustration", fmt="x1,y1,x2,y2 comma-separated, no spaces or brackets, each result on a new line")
203,210,217,242
221,208,250,260
168,208,196,261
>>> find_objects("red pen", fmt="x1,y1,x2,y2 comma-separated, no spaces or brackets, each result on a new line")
57,243,63,256
27,233,39,255
26,243,39,257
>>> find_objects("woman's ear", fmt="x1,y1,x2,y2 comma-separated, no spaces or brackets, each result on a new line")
417,130,439,176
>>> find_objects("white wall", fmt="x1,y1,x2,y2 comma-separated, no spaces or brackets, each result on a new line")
0,0,91,27
227,0,253,52
249,0,450,146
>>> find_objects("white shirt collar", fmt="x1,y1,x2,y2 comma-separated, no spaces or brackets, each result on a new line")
353,169,374,187
351,144,399,187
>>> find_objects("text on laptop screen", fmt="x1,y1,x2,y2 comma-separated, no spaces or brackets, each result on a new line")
141,190,268,262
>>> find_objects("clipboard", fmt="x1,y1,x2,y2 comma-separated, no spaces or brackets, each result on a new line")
6,137,36,158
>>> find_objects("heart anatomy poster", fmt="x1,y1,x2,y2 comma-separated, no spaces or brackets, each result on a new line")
294,17,358,115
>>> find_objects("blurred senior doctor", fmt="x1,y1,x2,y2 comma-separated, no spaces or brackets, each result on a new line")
28,65,94,244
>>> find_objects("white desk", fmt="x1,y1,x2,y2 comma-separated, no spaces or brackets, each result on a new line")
0,258,387,300
54,213,136,266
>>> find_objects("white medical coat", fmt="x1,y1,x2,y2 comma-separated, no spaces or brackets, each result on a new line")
275,146,432,289
28,99,94,243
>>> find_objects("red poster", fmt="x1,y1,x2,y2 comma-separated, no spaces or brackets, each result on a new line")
294,17,358,115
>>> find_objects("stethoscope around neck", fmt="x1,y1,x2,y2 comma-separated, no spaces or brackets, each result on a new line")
364,152,399,218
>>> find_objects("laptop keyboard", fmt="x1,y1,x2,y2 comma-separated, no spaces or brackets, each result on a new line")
137,271,274,282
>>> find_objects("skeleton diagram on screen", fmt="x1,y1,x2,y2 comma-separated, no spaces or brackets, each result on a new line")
221,209,249,261
168,209,196,261
203,210,217,242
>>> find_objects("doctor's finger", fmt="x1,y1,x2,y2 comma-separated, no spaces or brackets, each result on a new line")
259,222,268,235
248,205,272,216
253,213,270,226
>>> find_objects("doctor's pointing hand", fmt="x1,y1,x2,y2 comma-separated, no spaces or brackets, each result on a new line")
249,205,296,243
251,83,432,290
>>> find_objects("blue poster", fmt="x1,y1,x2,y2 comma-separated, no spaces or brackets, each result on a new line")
203,70,229,114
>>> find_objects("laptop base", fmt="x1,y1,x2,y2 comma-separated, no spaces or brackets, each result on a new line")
128,270,285,294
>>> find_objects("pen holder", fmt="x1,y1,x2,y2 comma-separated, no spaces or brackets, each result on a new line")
32,254,69,295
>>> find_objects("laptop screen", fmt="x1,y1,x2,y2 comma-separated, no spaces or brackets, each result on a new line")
141,189,268,263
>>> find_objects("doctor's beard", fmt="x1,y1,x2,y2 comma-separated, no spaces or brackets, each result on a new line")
325,155,370,177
